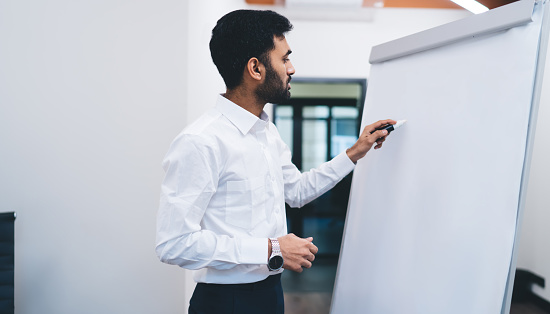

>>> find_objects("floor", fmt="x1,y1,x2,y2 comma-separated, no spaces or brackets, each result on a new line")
284,292,332,314
282,257,336,314
284,293,549,314
510,302,550,314
281,258,550,314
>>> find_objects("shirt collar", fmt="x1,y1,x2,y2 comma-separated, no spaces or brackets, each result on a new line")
216,94,270,135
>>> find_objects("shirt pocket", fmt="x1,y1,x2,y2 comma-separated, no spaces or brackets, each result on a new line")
225,176,267,230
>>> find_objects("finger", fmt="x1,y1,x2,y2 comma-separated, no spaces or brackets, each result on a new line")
308,242,319,254
378,119,397,126
307,253,315,262
375,136,386,148
371,129,388,143
305,237,313,242
302,260,312,269
375,129,388,137
284,263,302,273
365,119,396,133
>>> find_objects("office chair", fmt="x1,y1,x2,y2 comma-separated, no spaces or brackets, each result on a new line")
0,212,16,314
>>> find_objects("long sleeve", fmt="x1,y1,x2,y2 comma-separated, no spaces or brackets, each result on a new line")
280,141,356,209
155,134,267,270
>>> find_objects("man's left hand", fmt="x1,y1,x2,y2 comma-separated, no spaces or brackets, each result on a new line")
346,119,397,164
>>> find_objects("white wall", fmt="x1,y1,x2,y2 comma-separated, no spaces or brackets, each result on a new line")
286,8,470,79
0,1,188,313
184,2,471,122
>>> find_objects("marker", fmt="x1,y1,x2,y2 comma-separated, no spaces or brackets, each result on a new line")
371,119,407,136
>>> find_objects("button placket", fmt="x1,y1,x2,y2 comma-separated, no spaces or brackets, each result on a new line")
256,126,282,225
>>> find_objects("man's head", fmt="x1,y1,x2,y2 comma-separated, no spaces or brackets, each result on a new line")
210,10,294,103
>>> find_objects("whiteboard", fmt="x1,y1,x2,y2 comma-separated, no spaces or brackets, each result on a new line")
331,1,549,314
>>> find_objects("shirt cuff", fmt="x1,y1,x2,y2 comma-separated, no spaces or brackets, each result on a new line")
238,237,268,265
330,151,357,178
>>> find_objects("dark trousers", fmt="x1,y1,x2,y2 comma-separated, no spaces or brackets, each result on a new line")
189,274,284,314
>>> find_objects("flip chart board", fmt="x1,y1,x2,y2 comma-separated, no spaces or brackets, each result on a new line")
331,1,550,313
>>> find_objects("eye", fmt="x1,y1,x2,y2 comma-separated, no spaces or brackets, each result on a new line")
283,58,290,63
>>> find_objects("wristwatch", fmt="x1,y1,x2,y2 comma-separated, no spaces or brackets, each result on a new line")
268,238,284,271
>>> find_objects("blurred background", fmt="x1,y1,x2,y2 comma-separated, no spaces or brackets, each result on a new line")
1,0,548,313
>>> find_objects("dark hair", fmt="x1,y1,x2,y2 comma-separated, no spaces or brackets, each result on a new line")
210,10,293,90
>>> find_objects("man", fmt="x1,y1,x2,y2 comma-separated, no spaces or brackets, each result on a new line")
156,9,395,314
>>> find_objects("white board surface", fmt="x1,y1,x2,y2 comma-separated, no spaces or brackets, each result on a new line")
332,1,547,314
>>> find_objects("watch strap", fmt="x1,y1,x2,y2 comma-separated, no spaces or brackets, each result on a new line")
270,238,280,255
268,238,284,271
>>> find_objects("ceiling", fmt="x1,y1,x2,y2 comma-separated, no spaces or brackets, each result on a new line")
385,0,518,9
245,0,520,10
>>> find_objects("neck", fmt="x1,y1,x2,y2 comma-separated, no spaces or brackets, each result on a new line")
224,87,265,118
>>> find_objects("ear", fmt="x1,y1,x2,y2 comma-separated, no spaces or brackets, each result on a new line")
246,57,263,82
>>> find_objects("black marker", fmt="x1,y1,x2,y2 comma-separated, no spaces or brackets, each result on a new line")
371,120,407,135
371,120,407,143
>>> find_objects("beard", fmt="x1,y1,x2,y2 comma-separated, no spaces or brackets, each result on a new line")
255,62,291,105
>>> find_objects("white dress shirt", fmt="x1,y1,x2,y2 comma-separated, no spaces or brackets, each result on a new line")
156,95,356,284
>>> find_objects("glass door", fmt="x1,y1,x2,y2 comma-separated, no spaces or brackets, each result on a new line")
273,79,366,295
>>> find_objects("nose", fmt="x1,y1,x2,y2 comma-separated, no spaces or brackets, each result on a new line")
286,61,295,76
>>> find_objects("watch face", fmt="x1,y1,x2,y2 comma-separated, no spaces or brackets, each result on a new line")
269,255,284,270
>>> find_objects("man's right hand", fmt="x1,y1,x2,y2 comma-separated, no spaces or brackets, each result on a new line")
278,233,318,273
